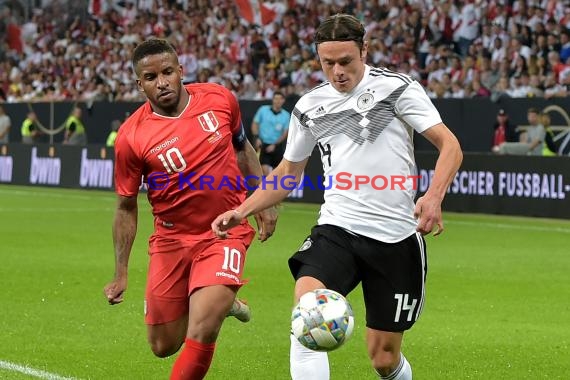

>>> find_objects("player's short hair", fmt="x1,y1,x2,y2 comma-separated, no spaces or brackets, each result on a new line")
132,39,177,74
314,14,366,50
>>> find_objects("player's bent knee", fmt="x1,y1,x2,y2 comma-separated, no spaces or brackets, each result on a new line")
369,349,400,374
149,338,184,358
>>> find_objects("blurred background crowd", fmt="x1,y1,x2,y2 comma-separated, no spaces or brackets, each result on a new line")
1,0,570,104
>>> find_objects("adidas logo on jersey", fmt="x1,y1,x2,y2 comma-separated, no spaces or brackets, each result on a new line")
314,106,326,117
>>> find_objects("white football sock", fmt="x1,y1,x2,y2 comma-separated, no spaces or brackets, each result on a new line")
376,353,412,380
290,334,330,380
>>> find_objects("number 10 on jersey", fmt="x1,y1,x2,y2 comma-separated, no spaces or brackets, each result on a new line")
157,147,187,174
222,247,242,274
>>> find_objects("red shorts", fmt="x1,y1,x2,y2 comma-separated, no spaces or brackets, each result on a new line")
144,227,255,325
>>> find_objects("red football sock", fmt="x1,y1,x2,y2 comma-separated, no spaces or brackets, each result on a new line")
170,338,216,380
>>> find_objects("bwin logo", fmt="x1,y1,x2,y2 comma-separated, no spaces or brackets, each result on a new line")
29,147,61,185
0,155,13,182
80,149,113,188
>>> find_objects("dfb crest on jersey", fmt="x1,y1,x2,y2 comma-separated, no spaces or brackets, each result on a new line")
357,92,374,110
198,111,219,133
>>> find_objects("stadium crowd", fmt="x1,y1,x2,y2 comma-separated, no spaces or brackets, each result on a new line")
1,0,570,104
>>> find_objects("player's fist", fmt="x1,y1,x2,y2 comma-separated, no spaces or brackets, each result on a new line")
414,194,444,236
104,277,127,305
254,206,278,242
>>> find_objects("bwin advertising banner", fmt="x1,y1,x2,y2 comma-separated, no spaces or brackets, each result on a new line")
0,144,114,190
0,144,568,219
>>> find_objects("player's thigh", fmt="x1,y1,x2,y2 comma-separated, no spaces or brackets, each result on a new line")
358,232,427,331
288,224,360,299
145,248,192,326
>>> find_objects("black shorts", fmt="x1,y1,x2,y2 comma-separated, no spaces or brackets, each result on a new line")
259,143,284,169
288,224,427,332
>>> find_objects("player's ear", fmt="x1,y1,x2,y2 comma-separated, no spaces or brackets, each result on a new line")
361,41,368,61
136,79,144,92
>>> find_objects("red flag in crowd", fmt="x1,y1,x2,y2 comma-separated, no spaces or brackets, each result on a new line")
88,0,101,16
6,23,23,54
236,0,277,26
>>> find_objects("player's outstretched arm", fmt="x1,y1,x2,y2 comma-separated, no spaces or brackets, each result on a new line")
235,138,278,241
212,158,308,239
416,123,463,236
104,195,138,304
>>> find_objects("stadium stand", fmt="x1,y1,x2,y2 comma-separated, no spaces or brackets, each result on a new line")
0,0,570,103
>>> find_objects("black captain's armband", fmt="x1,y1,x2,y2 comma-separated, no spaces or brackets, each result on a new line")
232,123,248,150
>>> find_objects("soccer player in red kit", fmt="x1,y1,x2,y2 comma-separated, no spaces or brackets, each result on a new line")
103,39,277,380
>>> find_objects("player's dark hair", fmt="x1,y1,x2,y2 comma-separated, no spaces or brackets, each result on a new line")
314,14,366,50
273,91,285,98
132,39,177,74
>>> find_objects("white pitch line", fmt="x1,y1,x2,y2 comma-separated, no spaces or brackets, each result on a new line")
0,360,78,380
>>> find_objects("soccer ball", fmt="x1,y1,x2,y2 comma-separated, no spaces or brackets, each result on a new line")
291,289,355,352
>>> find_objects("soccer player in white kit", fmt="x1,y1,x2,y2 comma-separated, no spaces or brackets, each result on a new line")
212,13,463,380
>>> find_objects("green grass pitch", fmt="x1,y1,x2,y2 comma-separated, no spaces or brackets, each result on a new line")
0,185,569,379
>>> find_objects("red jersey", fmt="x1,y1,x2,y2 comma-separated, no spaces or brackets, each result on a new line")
114,83,252,245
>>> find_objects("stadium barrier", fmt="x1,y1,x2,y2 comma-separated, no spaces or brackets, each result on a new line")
2,97,570,153
0,144,569,219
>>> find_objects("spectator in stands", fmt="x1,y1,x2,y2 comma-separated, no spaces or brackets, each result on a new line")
491,109,518,152
4,0,570,104
471,77,491,97
494,107,545,156
455,0,480,57
0,105,11,143
544,72,564,98
560,30,570,64
249,28,270,79
481,58,500,90
547,51,566,82
450,80,465,98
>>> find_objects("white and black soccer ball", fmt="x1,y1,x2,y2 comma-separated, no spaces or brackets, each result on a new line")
291,289,355,352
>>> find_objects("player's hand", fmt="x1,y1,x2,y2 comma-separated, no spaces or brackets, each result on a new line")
212,210,244,239
265,144,276,153
414,194,444,236
253,206,278,242
104,277,127,305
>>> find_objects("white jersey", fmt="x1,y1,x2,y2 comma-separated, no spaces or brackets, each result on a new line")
284,65,442,243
